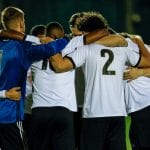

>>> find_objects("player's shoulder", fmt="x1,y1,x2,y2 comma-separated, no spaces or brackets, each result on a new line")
0,39,22,47
70,35,83,43
125,38,139,51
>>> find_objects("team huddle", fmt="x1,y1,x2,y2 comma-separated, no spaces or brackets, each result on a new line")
0,6,150,150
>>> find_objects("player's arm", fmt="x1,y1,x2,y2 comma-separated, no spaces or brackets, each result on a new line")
95,34,128,47
50,34,128,72
0,29,109,44
49,53,74,73
124,67,150,81
26,38,68,63
0,87,21,101
0,28,127,47
0,29,25,40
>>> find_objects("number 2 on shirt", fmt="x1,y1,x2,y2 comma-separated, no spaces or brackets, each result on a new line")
101,49,116,75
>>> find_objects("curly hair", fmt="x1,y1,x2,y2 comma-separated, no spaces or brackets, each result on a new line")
78,11,108,32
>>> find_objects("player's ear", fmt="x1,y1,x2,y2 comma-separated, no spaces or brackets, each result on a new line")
20,19,25,33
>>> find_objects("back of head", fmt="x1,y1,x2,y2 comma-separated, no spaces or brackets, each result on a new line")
78,11,108,32
69,12,86,28
69,12,86,37
30,24,45,38
46,22,64,39
1,6,24,30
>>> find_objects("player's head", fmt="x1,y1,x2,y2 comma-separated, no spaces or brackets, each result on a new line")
78,11,108,33
1,6,25,33
69,12,86,37
30,24,46,38
46,22,64,39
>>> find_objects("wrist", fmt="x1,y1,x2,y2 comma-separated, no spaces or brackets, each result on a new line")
139,69,144,77
25,35,41,44
0,90,6,98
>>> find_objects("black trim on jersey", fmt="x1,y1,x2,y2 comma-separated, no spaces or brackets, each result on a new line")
42,59,48,70
134,53,141,67
65,56,76,69
83,36,86,45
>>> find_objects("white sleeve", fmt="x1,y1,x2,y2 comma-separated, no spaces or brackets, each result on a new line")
67,46,87,68
125,38,140,66
62,35,84,56
25,35,41,44
0,90,6,98
126,47,140,67
126,38,139,53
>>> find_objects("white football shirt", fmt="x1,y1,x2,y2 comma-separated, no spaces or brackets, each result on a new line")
31,36,84,112
68,42,140,118
125,44,150,113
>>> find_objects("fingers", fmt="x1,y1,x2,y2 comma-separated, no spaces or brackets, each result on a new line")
6,87,21,101
12,87,21,91
123,73,131,80
123,69,132,80
11,92,21,101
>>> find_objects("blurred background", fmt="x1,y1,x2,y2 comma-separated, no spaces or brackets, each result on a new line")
0,0,150,43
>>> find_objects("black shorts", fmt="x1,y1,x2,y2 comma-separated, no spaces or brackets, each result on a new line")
22,113,32,139
0,123,24,150
74,106,82,148
80,116,126,150
28,106,75,150
130,106,150,149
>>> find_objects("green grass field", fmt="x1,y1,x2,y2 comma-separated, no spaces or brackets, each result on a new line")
126,116,132,150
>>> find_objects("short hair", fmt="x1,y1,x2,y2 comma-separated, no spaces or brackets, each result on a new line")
78,11,108,32
1,6,24,29
69,12,86,28
46,22,63,36
30,25,45,36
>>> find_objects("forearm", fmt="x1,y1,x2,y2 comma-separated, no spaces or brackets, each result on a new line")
138,68,150,77
0,29,25,40
50,54,74,73
95,34,127,47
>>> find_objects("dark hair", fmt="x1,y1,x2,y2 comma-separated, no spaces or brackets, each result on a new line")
46,22,63,37
69,12,85,27
78,11,108,32
1,6,24,29
30,25,45,36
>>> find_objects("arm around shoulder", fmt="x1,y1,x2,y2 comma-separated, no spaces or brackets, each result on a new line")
49,53,74,73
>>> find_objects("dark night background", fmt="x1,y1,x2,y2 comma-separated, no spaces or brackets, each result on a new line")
0,0,150,43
